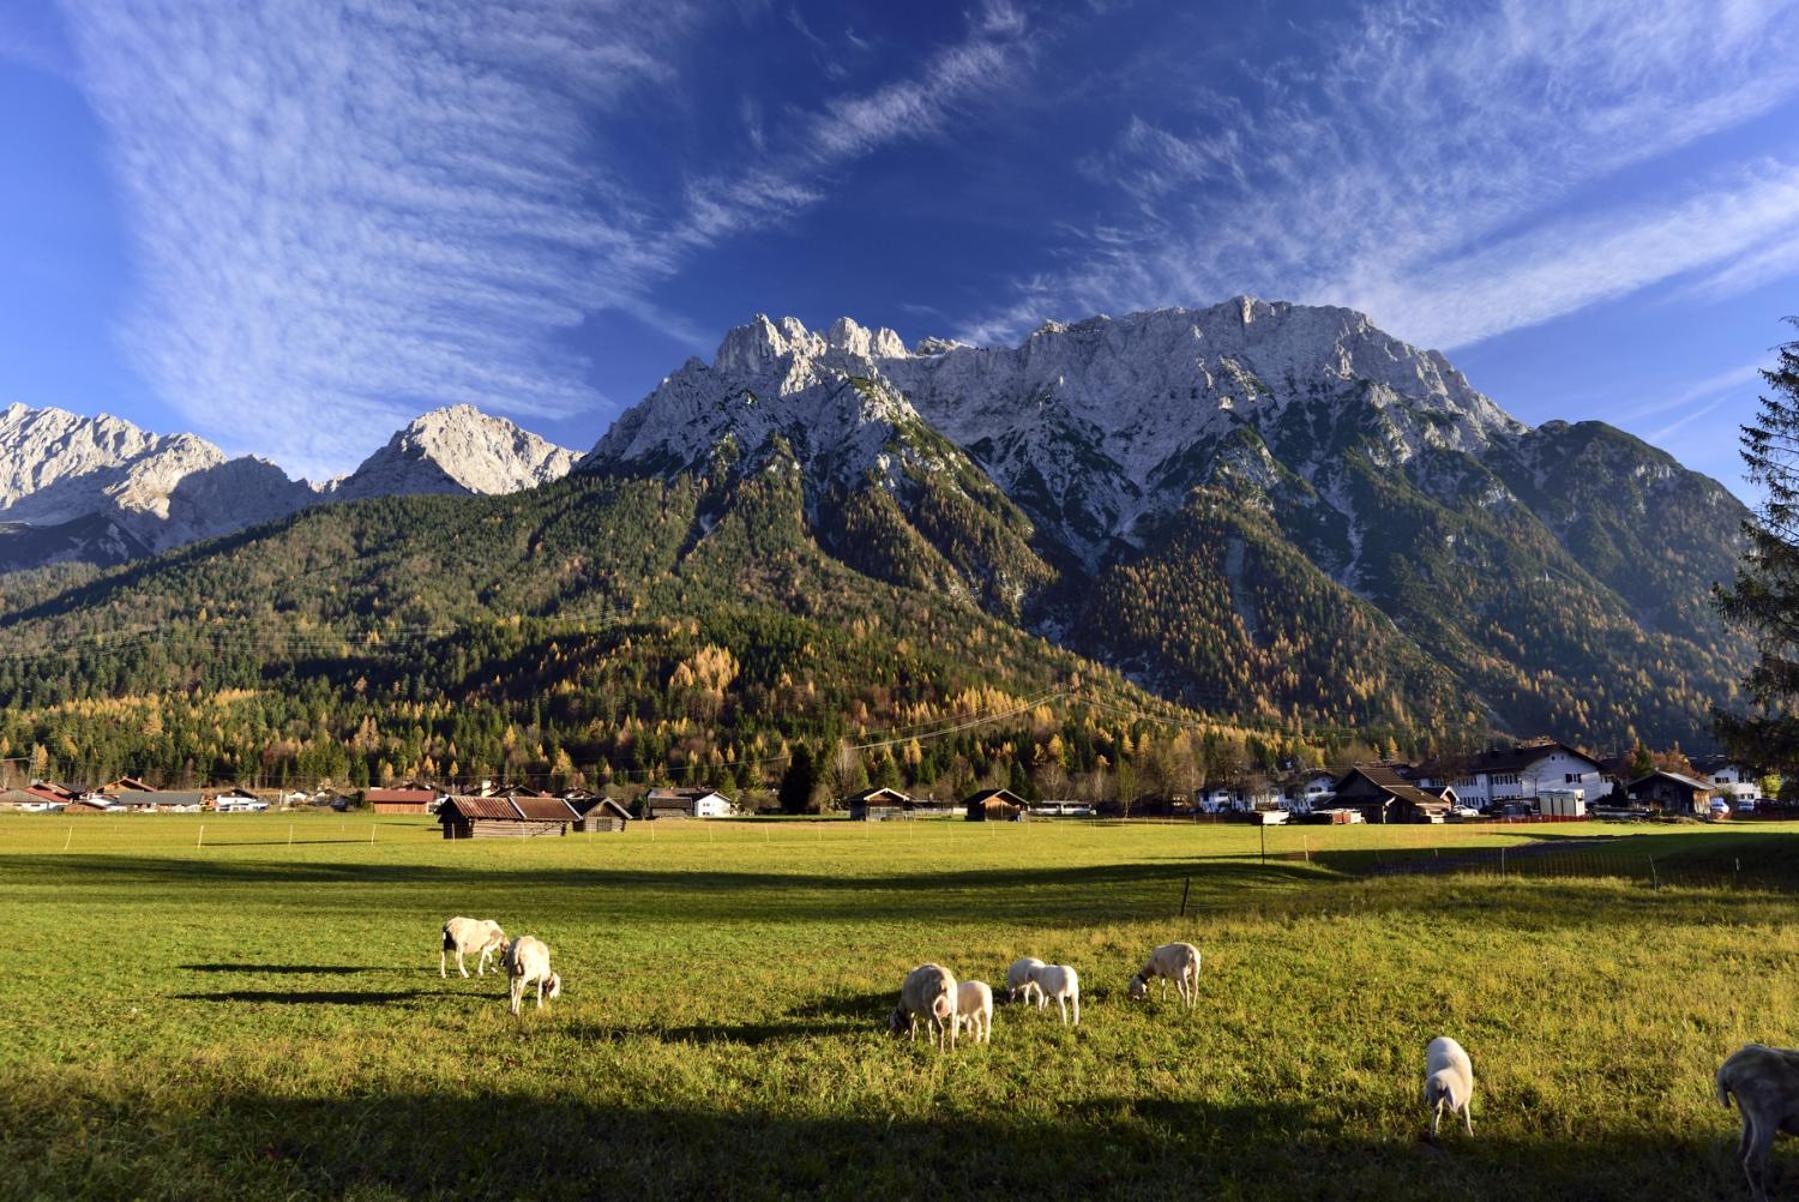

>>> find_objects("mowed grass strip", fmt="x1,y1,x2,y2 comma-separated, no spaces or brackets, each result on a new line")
1,814,1794,1200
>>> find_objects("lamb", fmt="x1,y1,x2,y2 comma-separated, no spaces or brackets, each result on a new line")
888,963,958,1051
1717,1042,1799,1200
955,980,994,1045
1006,957,1046,1006
1423,1036,1475,1138
440,916,506,979
502,935,562,1016
1127,942,1201,1008
1026,963,1081,1026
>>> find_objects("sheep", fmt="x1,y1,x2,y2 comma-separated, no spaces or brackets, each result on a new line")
440,916,506,979
1423,1036,1475,1138
1026,963,1080,1026
1717,1042,1799,1200
888,963,958,1051
1127,942,1201,1008
955,980,994,1045
502,935,562,1016
1006,957,1046,1006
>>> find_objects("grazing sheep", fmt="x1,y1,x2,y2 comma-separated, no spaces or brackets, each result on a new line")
1127,942,1201,1008
503,935,562,1016
888,963,958,1051
956,980,994,1045
1717,1042,1799,1200
1423,1036,1475,1138
440,916,506,979
1026,963,1081,1026
1006,957,1046,1006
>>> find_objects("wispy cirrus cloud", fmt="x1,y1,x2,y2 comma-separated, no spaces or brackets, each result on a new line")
962,0,1799,350
58,0,696,480
51,0,1033,478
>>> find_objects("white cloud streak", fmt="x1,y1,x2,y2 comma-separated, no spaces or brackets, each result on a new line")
964,0,1799,350
56,0,1032,477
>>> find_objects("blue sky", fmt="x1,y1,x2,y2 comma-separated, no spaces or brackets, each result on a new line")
2,1,1797,489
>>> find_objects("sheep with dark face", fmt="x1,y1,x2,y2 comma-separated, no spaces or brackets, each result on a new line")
1423,1036,1474,1138
1127,942,1201,1008
888,963,957,1051
1718,1042,1799,1201
503,935,562,1016
440,917,506,979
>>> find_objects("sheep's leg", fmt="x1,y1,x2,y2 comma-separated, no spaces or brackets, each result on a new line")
1057,995,1068,1025
457,949,469,979
1431,1098,1443,1138
509,978,523,1017
1462,1103,1473,1136
1072,994,1080,1026
536,979,545,1010
1745,1111,1774,1202
440,948,447,979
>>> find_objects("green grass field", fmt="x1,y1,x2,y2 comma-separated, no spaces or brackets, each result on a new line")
3,813,1795,1200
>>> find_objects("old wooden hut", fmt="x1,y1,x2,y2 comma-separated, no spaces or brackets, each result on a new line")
847,786,913,821
1330,764,1454,824
1626,771,1713,816
365,785,441,815
573,797,632,833
438,795,580,839
964,788,1028,822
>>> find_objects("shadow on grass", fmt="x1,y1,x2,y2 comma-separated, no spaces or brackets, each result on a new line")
0,1081,1757,1201
174,988,486,1006
180,963,373,975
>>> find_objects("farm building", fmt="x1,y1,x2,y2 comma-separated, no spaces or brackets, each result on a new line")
1626,771,1714,816
1330,765,1456,824
846,787,913,821
365,785,442,814
437,795,581,839
964,788,1028,821
644,787,734,819
1693,755,1764,804
572,797,632,833
0,782,80,810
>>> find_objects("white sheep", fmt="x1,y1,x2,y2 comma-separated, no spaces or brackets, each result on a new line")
1026,963,1080,1026
440,916,506,979
888,963,958,1050
1127,942,1201,1008
955,980,994,1045
503,935,562,1016
1423,1036,1475,1137
1717,1042,1799,1201
1006,957,1046,1006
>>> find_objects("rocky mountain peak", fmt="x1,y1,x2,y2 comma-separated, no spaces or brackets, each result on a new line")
332,405,578,501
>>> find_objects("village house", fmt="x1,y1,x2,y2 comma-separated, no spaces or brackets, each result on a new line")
1329,764,1457,824
1280,773,1338,812
964,788,1028,821
643,787,734,819
846,786,913,821
1692,756,1764,805
1450,739,1609,810
437,795,582,839
1626,771,1714,816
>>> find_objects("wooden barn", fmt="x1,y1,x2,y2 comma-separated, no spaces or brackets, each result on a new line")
438,795,580,839
1330,764,1455,824
1626,771,1714,816
847,786,913,821
573,797,632,833
964,788,1028,822
365,785,441,815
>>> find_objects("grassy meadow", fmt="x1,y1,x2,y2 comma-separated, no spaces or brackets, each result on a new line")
2,813,1796,1200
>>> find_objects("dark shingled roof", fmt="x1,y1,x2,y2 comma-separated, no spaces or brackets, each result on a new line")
1467,740,1601,775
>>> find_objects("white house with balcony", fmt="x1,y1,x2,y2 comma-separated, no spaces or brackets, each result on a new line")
1451,740,1609,810
1694,756,1764,803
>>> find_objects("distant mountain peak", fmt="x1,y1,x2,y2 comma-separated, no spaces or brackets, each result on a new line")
332,405,578,501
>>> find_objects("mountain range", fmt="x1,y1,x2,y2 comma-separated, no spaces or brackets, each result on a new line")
0,299,1755,776
0,403,578,571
